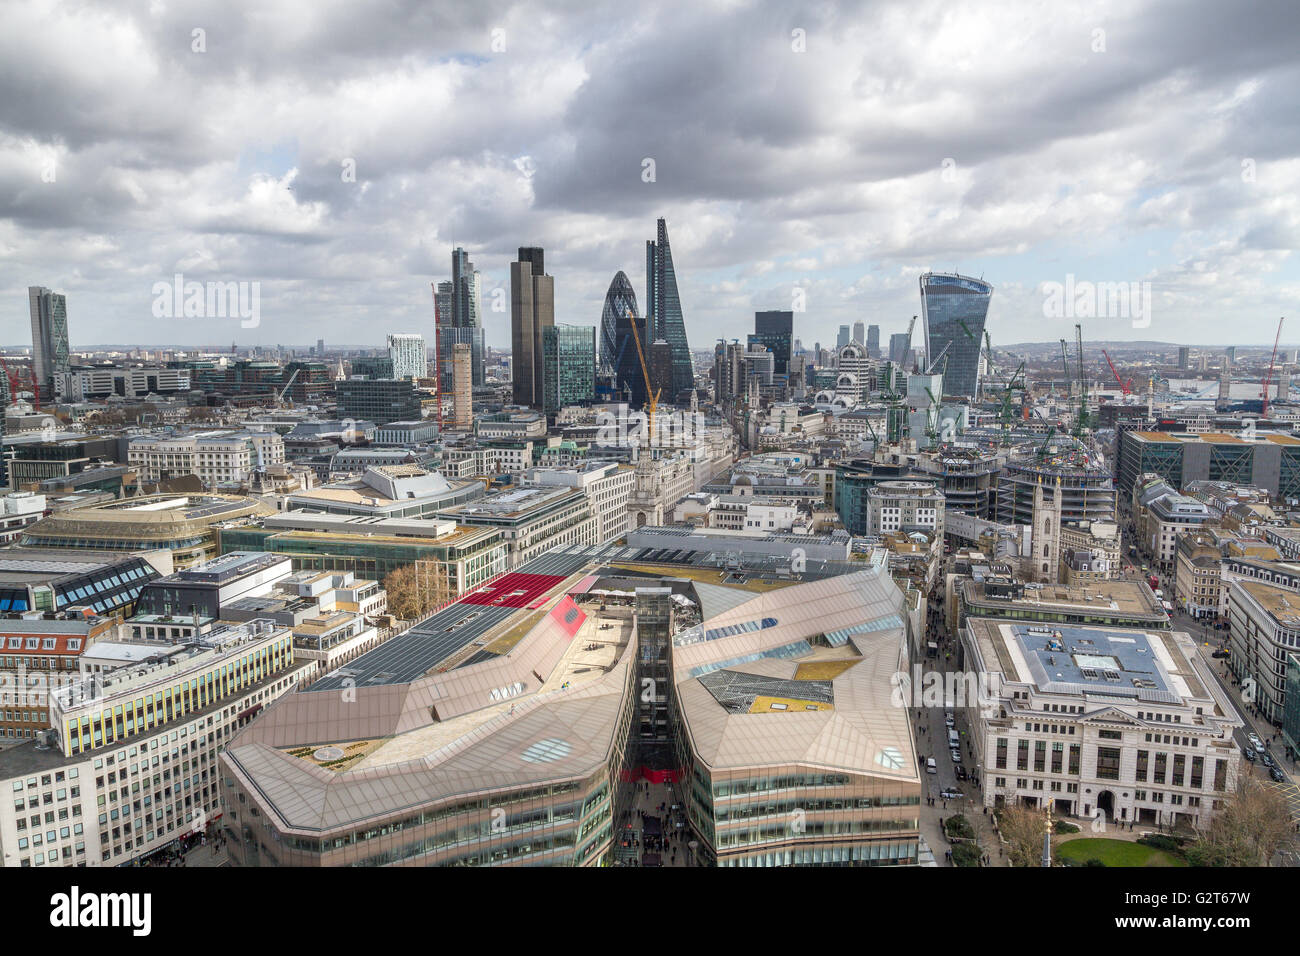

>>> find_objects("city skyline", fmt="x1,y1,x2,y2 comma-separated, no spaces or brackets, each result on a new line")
2,1,1298,352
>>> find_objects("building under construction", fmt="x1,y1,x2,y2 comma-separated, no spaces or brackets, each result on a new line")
909,447,1005,519
995,447,1117,526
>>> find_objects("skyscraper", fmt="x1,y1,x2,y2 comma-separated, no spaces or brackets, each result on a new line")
452,342,473,429
543,325,596,414
28,286,70,399
919,273,993,398
450,247,481,329
866,324,880,358
852,321,865,346
387,333,427,380
751,311,794,376
837,325,850,350
600,271,639,376
888,331,912,367
645,218,693,401
616,310,650,407
511,247,554,409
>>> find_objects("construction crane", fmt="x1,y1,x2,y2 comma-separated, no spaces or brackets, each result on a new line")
1073,323,1090,437
431,283,444,434
1262,316,1285,419
984,331,1025,446
0,356,24,405
1036,425,1057,460
276,367,300,405
626,309,660,447
1102,349,1131,395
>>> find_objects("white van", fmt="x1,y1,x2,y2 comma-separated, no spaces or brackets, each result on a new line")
948,730,960,749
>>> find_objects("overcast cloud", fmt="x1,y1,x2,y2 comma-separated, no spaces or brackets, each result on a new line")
1,0,1298,351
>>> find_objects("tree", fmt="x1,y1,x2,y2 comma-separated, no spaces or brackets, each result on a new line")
1185,777,1293,867
998,804,1049,867
383,561,448,621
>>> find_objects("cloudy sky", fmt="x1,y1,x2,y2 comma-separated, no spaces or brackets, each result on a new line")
2,0,1298,354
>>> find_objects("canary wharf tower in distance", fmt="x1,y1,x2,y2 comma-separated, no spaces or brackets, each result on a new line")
645,218,694,401
918,272,993,398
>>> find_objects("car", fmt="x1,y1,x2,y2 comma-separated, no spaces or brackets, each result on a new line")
926,757,937,774
944,712,956,728
1261,753,1276,769
1243,747,1256,761
950,748,962,763
955,766,968,781
1271,767,1286,782
1211,649,1230,659
940,788,963,800
1249,733,1265,750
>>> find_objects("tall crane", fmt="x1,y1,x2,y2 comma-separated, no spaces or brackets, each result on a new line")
431,283,444,434
0,357,24,405
1262,316,1285,419
1073,323,1090,437
1102,349,1131,395
626,309,660,447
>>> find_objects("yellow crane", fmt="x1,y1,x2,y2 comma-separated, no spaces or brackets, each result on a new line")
627,309,661,447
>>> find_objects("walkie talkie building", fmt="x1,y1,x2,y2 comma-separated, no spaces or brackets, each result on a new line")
918,272,993,398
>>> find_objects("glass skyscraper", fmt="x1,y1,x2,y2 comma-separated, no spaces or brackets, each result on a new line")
599,271,639,377
645,218,693,401
751,311,793,376
543,324,596,414
28,286,70,399
919,272,993,398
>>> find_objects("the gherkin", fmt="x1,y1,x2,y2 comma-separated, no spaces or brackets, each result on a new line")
599,271,638,377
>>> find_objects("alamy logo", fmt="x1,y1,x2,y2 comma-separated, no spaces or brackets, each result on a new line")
1041,274,1152,329
151,273,260,328
49,887,151,936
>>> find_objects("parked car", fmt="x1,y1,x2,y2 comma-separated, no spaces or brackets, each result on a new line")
944,711,956,728
926,757,937,774
1243,747,1256,762
955,766,968,781
1271,767,1286,782
950,748,962,763
1261,753,1276,770
940,788,963,800
1249,733,1265,750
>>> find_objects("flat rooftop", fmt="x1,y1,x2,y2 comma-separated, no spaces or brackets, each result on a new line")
964,579,1164,617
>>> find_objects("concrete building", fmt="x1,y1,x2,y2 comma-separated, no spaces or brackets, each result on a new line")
451,342,472,429
438,486,598,569
523,462,635,544
866,480,945,537
0,618,313,867
962,619,1242,830
387,333,427,381
128,431,285,487
1226,579,1300,725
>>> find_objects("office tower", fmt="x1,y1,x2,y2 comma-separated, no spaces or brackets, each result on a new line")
751,310,794,376
888,332,912,366
853,321,865,346
387,333,427,380
616,310,650,407
919,273,994,398
650,339,675,403
543,324,596,415
867,324,880,358
1178,346,1190,370
452,342,473,429
316,338,325,356
28,286,70,400
1224,346,1237,364
450,247,481,330
837,325,850,350
713,341,744,403
644,218,693,401
600,271,639,376
511,247,554,409
436,326,485,392
336,378,422,422
435,281,453,327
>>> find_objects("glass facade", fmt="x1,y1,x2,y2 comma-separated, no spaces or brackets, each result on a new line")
919,272,993,398
751,311,793,376
599,271,639,377
543,324,596,414
645,218,693,401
